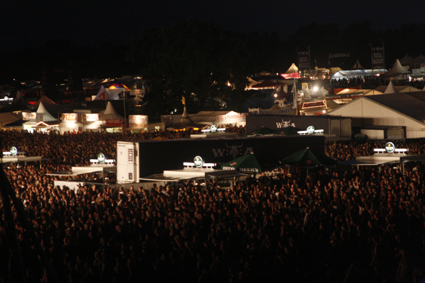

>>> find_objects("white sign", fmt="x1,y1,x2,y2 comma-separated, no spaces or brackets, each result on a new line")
216,112,246,124
193,156,204,168
85,114,99,122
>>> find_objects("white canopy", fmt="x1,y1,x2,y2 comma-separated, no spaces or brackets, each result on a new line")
101,101,123,120
36,102,57,121
383,59,410,77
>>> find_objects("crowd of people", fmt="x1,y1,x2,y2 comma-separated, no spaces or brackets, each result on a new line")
1,130,425,282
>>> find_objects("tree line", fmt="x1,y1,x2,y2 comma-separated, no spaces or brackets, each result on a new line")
1,19,425,115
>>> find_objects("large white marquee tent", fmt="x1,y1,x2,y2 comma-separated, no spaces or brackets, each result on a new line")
327,92,425,138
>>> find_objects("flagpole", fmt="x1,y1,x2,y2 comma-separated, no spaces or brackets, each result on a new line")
293,78,298,115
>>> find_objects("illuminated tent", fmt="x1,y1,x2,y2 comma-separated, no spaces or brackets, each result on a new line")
251,81,286,89
286,63,299,73
59,113,83,134
94,83,130,100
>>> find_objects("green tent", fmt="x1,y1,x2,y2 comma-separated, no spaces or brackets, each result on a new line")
221,154,262,174
247,126,275,136
273,126,302,136
281,147,337,167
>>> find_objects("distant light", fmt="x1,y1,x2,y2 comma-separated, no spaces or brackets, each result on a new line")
274,93,277,97
322,110,326,113
313,86,318,92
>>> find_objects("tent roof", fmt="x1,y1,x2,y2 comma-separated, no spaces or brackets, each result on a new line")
281,147,337,167
221,154,262,173
247,126,275,136
383,59,410,77
273,126,301,136
384,81,399,94
410,54,425,65
366,92,425,123
36,102,57,121
331,69,386,79
400,54,413,65
335,88,383,96
189,111,237,124
34,95,56,108
101,101,123,120
286,63,299,73
352,60,363,69
375,84,422,93
251,81,287,88
0,112,21,125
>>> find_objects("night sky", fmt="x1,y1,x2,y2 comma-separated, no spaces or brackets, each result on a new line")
2,0,425,53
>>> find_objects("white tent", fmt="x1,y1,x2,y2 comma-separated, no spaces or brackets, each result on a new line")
101,101,124,120
36,102,57,121
327,93,425,138
382,59,410,78
384,81,399,94
332,69,386,80
375,84,422,93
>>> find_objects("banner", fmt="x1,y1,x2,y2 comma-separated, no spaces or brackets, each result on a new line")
105,119,123,127
129,115,148,128
371,46,385,69
297,49,310,70
22,112,37,121
61,113,78,122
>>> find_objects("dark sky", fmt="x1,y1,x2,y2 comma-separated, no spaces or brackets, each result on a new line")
2,0,425,52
